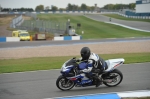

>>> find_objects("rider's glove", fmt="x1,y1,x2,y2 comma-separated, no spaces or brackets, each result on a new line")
76,58,82,62
76,59,80,62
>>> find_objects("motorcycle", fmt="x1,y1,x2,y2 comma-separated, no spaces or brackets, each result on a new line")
56,57,125,91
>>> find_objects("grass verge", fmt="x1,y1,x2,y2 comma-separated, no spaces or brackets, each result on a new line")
0,53,150,74
102,14,150,22
37,14,150,39
0,16,15,26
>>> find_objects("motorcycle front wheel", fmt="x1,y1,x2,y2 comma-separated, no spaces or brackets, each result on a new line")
103,69,123,87
56,75,75,91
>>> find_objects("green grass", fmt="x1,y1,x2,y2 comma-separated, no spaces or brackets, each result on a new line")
36,14,150,39
0,53,150,74
102,14,150,22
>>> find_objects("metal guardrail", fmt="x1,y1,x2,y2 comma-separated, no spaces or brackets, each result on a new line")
16,20,67,34
10,15,23,28
9,12,67,34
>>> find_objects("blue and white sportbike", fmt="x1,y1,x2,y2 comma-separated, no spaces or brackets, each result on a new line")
56,57,125,91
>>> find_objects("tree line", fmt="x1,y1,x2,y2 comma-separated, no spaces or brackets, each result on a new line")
103,3,135,10
1,8,34,12
36,3,135,11
1,3,135,12
35,3,95,11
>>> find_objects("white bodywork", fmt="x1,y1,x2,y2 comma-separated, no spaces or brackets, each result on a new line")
104,58,125,72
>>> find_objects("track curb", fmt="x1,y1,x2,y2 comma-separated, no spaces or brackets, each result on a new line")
46,90,150,99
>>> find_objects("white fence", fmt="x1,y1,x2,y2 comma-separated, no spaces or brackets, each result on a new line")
0,37,20,42
0,11,98,14
101,12,150,19
117,13,150,19
53,36,81,41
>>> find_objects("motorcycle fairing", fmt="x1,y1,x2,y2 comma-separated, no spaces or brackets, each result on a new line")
104,58,124,72
78,62,88,70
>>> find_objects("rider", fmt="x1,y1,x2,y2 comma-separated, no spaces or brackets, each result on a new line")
77,47,107,87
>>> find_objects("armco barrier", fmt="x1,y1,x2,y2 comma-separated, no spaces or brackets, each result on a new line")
54,36,82,41
0,37,20,42
6,37,20,42
0,37,6,42
0,36,81,42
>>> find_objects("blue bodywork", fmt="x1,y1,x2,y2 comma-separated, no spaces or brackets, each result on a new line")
61,60,93,87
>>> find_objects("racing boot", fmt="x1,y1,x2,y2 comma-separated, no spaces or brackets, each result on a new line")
95,77,102,87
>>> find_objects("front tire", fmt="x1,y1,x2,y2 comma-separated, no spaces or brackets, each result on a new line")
103,69,123,87
56,75,75,91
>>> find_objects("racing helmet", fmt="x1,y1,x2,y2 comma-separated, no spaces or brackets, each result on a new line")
80,47,91,60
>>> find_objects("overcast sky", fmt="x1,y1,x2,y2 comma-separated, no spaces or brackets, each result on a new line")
0,0,136,9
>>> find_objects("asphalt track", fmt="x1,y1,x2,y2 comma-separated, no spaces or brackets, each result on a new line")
0,37,150,49
0,63,150,99
85,14,150,31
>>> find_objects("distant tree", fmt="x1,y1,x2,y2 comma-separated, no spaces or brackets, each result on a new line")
67,3,73,10
86,6,91,11
51,6,58,11
78,7,81,11
28,8,34,12
20,7,25,11
30,8,34,12
2,8,11,12
90,6,95,11
104,4,124,10
72,4,79,11
81,3,87,11
113,4,117,10
66,3,97,11
66,3,79,11
108,4,114,10
35,5,44,11
104,4,114,10
129,3,135,9
59,8,66,11
12,8,18,12
12,8,34,12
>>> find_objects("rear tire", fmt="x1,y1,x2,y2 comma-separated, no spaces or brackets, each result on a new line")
56,75,75,91
103,69,123,87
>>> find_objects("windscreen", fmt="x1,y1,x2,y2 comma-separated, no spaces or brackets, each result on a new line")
66,59,78,67
19,33,29,36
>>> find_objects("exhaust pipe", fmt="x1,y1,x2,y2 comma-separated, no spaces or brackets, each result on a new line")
103,79,112,83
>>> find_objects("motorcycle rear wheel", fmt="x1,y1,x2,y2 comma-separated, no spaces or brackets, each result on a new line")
103,69,123,87
56,75,75,91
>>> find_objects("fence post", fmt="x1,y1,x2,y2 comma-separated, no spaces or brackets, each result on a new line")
66,19,70,35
